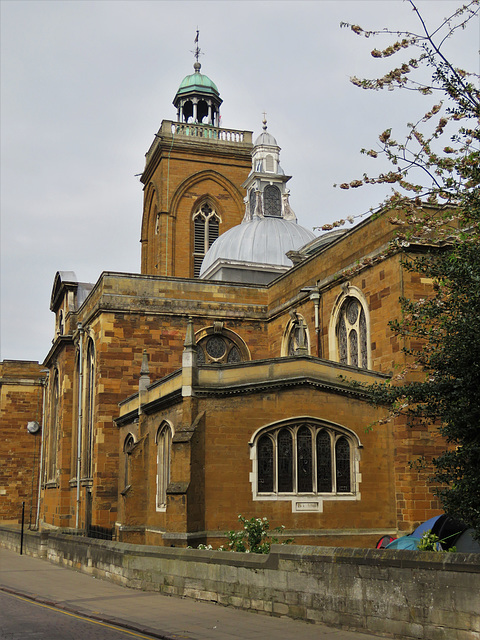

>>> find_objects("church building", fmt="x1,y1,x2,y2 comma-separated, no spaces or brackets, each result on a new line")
1,55,444,547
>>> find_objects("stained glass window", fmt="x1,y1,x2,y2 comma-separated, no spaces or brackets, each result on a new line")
256,423,354,496
257,435,274,492
197,333,245,364
277,429,293,492
359,308,368,368
336,437,351,493
316,430,332,492
297,426,313,492
337,296,369,369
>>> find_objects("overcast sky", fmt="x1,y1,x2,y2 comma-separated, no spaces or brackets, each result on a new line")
1,0,478,363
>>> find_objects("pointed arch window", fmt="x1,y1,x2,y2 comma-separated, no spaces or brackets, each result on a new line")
195,325,249,364
46,371,60,482
123,433,135,490
283,315,309,356
329,290,370,369
156,422,172,510
83,340,95,479
253,420,358,499
337,297,368,368
193,203,220,277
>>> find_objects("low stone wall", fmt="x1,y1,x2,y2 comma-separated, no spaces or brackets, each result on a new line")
1,525,479,640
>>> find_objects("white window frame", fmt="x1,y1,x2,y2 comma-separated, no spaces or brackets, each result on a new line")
328,285,371,369
249,417,362,513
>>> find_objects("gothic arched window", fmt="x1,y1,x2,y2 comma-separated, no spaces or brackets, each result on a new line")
193,203,220,277
263,185,281,217
123,433,135,490
337,297,368,368
83,340,95,479
47,371,60,482
329,288,370,370
253,421,357,497
156,422,172,510
195,325,249,364
282,314,310,356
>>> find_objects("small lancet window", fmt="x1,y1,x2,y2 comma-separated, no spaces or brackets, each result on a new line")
124,434,135,489
156,423,172,510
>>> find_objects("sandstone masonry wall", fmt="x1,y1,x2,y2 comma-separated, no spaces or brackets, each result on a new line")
1,527,478,640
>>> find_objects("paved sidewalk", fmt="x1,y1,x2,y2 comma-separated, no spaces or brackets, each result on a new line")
0,547,387,640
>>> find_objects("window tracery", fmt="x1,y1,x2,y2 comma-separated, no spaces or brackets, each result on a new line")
195,326,248,364
253,421,356,498
330,289,370,369
337,297,367,368
193,203,220,277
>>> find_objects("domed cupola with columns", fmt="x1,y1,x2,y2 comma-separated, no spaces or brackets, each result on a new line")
200,119,315,284
173,38,222,127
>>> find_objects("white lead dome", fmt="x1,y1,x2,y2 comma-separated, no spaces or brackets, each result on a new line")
200,217,315,275
199,119,317,284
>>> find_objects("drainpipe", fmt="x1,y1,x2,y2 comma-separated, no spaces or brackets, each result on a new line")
310,290,321,358
301,286,322,357
75,323,84,530
35,370,49,530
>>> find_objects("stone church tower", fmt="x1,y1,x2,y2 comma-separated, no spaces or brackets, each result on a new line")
140,57,252,278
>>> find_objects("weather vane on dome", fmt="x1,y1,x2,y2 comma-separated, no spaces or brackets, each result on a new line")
262,112,268,131
191,29,203,70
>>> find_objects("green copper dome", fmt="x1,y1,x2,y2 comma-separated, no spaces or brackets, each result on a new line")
173,61,222,126
176,66,220,99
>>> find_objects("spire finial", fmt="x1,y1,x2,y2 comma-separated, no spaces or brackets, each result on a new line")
262,112,267,131
192,29,202,72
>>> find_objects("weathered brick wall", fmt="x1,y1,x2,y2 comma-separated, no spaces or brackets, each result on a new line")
118,371,398,548
141,128,252,278
0,361,44,524
264,215,445,535
2,527,478,640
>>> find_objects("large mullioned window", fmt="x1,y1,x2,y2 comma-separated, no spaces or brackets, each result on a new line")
255,421,354,496
193,203,220,277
